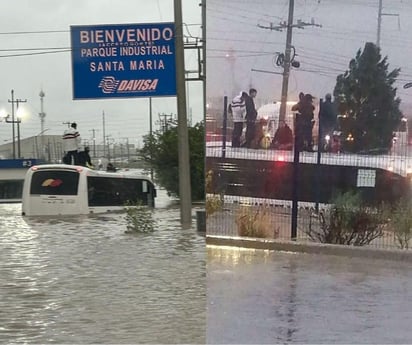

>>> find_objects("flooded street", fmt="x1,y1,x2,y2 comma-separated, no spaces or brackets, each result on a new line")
207,247,412,344
0,190,205,344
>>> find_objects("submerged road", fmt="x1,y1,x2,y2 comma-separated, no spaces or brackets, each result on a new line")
207,246,412,344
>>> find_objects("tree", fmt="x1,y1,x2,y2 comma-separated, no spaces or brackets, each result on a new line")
139,121,205,201
333,42,402,153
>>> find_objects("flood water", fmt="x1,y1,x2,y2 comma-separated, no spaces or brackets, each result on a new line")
207,246,412,344
0,189,205,344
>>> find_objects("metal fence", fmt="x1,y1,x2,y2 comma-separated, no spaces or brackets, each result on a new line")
206,97,412,251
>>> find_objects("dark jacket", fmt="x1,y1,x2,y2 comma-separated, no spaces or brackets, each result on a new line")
274,124,293,145
245,95,257,122
78,149,93,168
319,100,337,131
292,100,314,125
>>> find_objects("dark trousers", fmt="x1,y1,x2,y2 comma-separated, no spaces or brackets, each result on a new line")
232,122,243,147
245,120,256,148
295,118,312,151
65,150,79,165
303,122,313,149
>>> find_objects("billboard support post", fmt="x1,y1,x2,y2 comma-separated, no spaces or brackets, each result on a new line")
174,0,192,228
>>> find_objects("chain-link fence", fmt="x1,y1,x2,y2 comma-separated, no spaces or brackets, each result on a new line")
206,97,412,251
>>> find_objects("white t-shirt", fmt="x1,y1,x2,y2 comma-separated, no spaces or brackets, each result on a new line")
62,127,81,152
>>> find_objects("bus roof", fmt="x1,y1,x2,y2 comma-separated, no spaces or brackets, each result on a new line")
28,164,153,181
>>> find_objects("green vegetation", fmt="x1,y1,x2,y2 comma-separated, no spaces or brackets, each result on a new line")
205,170,223,217
124,201,155,233
139,121,205,201
388,198,412,249
307,191,386,246
235,205,279,239
334,42,402,153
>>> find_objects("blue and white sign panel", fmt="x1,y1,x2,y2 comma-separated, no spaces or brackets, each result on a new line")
70,22,176,99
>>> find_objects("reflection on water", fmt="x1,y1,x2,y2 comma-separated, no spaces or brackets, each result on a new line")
0,189,205,344
207,246,412,344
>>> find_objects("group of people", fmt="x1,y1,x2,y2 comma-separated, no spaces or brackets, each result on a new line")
293,92,338,152
62,123,119,171
229,89,337,152
229,88,258,148
292,92,316,151
62,122,94,168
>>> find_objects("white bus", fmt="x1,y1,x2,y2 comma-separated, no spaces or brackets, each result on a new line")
21,164,156,216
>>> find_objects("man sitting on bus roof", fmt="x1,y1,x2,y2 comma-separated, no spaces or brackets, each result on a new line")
78,146,94,169
271,120,293,150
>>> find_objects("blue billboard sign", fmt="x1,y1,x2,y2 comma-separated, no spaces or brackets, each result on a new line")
70,22,176,99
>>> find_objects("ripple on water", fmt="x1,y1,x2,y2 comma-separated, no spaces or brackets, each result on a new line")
0,200,205,344
207,247,412,344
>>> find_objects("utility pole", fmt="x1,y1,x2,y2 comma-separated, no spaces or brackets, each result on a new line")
120,137,130,163
8,90,27,159
157,113,175,133
149,97,153,181
149,98,153,137
377,0,383,47
102,111,106,158
15,99,26,158
89,129,98,157
105,134,112,161
8,90,16,159
174,0,192,228
376,0,399,48
279,0,295,125
39,90,46,160
125,138,130,162
201,0,206,126
258,1,321,124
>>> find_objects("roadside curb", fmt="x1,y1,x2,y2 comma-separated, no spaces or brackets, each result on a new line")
206,235,412,262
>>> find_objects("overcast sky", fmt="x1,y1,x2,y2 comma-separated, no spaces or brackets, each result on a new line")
207,0,412,114
0,0,203,147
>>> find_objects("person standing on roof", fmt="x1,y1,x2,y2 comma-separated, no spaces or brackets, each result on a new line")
244,88,258,148
292,93,315,151
319,93,337,136
62,122,81,165
230,91,247,147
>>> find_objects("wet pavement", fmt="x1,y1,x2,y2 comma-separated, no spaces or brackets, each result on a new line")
207,246,412,344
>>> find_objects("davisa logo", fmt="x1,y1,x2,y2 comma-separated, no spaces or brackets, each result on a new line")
98,76,120,94
99,76,158,94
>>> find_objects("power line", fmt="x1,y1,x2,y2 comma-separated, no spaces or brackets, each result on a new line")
0,47,69,51
0,49,71,58
0,29,68,35
208,0,284,21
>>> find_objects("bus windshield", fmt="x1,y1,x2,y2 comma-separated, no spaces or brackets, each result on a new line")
30,170,80,196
